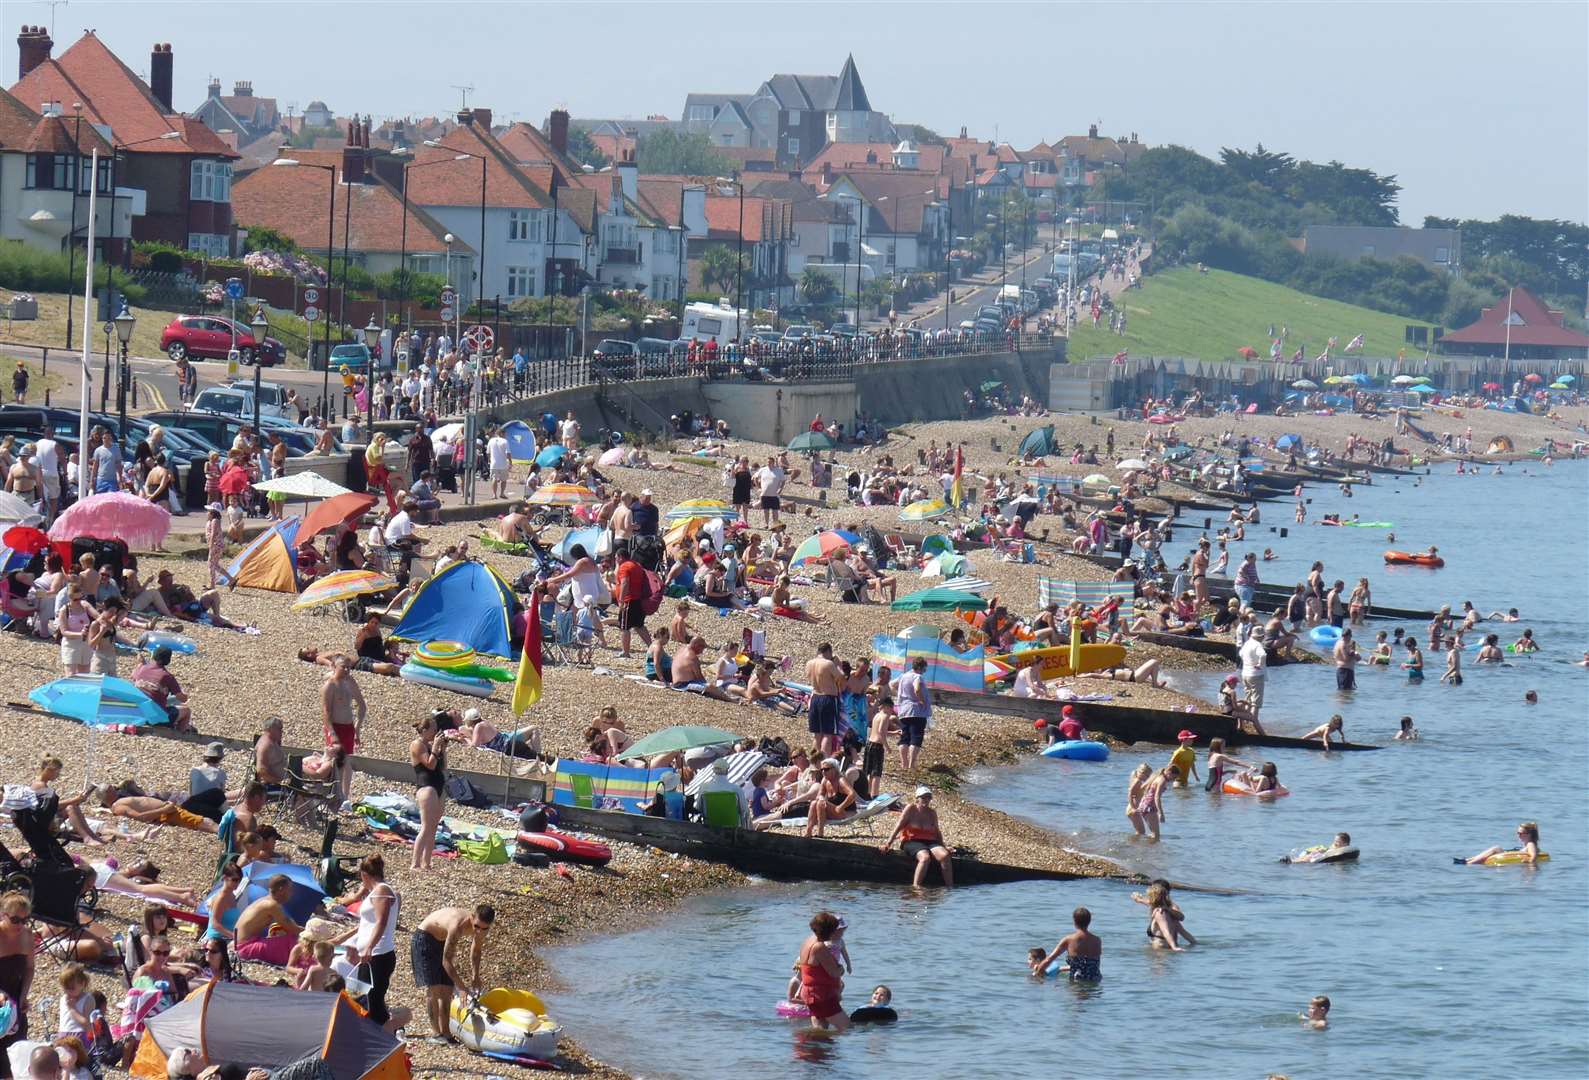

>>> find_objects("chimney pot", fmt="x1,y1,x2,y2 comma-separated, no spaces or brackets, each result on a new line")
472,107,492,130
548,109,569,154
149,42,174,111
1088,123,1098,138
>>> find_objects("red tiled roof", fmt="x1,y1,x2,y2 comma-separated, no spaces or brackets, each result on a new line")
23,113,113,154
0,87,41,149
1439,286,1589,348
944,136,993,158
635,178,685,226
8,32,237,157
828,173,942,234
496,121,582,186
233,165,460,255
1025,171,1058,190
713,145,777,166
804,141,948,175
705,194,780,241
404,123,553,213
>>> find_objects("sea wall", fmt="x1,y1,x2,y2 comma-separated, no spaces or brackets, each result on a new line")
854,345,1063,424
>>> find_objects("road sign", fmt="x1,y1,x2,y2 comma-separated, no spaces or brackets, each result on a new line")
225,278,243,300
303,287,320,305
440,286,457,306
439,306,455,323
303,305,320,323
102,321,114,336
466,324,494,352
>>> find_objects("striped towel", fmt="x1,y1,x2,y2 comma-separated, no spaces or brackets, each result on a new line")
1038,578,1137,608
686,751,768,799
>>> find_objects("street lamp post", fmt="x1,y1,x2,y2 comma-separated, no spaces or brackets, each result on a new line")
362,316,381,434
734,174,745,344
113,300,136,458
250,307,268,436
270,159,337,417
399,153,473,335
64,103,84,349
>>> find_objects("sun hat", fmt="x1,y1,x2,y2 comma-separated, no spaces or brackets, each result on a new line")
203,741,226,761
914,785,933,798
1177,729,1197,741
205,502,223,512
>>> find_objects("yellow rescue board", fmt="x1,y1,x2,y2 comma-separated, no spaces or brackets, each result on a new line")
988,643,1127,681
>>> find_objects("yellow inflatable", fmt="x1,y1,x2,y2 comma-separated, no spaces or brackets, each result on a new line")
449,987,561,1060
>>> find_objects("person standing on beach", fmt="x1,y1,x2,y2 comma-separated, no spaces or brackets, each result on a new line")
321,657,365,807
1333,629,1360,691
1239,632,1268,722
805,644,844,758
1191,539,1210,607
893,657,932,772
411,904,495,1043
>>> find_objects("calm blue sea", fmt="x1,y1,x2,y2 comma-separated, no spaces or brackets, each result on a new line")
543,463,1589,1079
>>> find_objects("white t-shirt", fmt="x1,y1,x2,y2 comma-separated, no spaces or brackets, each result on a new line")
755,465,785,498
1239,636,1268,678
33,437,58,476
560,418,581,443
384,511,414,545
487,436,510,472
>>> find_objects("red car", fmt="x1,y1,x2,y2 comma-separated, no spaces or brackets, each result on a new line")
159,315,287,365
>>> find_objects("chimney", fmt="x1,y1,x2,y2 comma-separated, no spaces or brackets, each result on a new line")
865,149,877,164
548,109,569,154
958,125,967,139
342,120,365,184
233,80,252,97
207,77,221,99
616,151,637,201
17,25,52,80
361,114,371,148
472,107,492,130
1088,123,1098,138
149,43,174,111
456,109,474,126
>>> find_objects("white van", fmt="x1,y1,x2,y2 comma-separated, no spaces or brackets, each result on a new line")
681,300,748,346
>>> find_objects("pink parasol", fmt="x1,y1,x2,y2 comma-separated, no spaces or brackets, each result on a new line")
48,492,172,549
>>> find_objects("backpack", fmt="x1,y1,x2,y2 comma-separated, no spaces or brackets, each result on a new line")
455,831,509,865
639,569,664,616
446,775,490,807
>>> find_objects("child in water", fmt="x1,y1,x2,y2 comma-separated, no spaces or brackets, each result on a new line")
1370,631,1392,665
1395,716,1419,741
1302,995,1331,1029
1441,640,1463,685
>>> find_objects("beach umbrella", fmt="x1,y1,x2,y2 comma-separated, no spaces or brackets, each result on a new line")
1351,372,1373,385
1558,374,1575,383
1081,474,1111,486
552,526,603,563
1549,381,1570,390
920,551,968,578
28,674,168,728
1409,376,1431,385
789,529,861,567
1291,378,1318,390
621,725,742,760
1162,445,1195,461
1275,434,1302,450
1482,382,1501,391
299,493,378,545
919,534,956,556
900,499,952,521
252,471,351,499
665,498,736,522
0,492,43,527
291,569,398,611
2,525,49,555
48,492,170,549
527,483,600,507
535,444,569,468
891,586,987,612
1391,374,1417,385
598,447,627,466
786,431,836,452
662,517,705,547
1523,373,1543,383
429,423,464,453
938,575,992,594
1116,458,1149,471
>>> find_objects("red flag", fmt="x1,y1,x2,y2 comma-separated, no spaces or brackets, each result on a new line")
511,596,544,714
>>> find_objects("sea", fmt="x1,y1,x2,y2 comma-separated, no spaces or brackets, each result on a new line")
542,461,1589,1079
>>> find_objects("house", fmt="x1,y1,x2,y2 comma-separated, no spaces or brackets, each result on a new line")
1302,225,1461,272
682,55,894,167
1055,126,1146,190
1437,286,1589,362
696,187,794,310
189,79,279,144
742,177,849,276
570,116,677,164
303,101,333,129
8,28,240,254
821,172,947,276
233,121,470,292
0,85,133,257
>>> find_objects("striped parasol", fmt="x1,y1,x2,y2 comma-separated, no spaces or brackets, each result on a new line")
292,570,399,610
900,498,952,521
665,498,737,522
936,575,993,594
527,483,601,507
789,529,861,567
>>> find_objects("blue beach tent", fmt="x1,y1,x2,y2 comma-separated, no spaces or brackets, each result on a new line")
390,560,518,658
501,420,539,462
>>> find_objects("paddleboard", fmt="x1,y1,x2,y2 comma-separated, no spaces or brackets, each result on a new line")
988,644,1127,681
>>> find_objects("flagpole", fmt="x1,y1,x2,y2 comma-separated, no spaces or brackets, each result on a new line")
79,148,100,459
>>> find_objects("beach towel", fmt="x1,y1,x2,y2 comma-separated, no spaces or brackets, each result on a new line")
765,794,901,829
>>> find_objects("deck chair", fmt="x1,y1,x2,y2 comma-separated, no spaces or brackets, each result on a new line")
25,862,97,957
550,607,586,666
825,562,866,604
569,772,596,809
701,789,743,829
884,534,917,566
278,754,339,830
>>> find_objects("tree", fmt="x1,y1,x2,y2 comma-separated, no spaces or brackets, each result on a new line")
635,129,731,176
1219,144,1296,190
699,246,743,295
562,125,610,170
242,227,302,255
799,266,838,306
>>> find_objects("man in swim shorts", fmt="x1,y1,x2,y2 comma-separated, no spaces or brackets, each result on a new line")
320,656,365,805
804,643,843,757
412,904,495,1041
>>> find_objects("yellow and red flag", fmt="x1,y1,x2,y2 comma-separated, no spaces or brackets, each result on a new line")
511,603,544,714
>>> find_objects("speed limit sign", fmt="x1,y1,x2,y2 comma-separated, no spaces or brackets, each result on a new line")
303,305,320,323
303,287,320,304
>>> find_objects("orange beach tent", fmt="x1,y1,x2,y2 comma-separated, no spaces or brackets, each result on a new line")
132,982,409,1079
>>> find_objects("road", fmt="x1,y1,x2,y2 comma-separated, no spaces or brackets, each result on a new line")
876,240,1058,332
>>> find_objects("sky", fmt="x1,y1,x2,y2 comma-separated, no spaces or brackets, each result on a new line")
6,0,1585,223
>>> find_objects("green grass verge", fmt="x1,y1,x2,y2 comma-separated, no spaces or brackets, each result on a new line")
1067,266,1437,363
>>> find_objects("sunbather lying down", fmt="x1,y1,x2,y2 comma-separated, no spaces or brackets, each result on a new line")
1076,659,1164,687
441,708,542,759
93,786,217,834
298,647,399,677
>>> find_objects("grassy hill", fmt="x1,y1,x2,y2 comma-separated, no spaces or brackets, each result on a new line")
1066,267,1436,363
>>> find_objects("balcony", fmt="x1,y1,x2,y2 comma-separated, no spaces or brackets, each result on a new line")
15,188,134,245
602,245,641,265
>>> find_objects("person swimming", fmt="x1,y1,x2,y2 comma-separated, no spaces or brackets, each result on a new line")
1285,833,1356,864
849,984,898,1024
1395,716,1419,741
1302,994,1331,1029
1461,822,1541,865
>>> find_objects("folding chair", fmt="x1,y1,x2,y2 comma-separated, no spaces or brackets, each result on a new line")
701,790,743,829
25,862,98,958
278,754,339,831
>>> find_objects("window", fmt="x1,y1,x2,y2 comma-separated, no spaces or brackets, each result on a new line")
788,109,802,124
687,105,715,123
1434,246,1450,264
787,137,800,158
186,233,229,257
506,265,535,298
508,209,535,241
189,160,233,203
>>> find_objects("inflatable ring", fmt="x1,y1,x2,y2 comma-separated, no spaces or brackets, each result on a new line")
1482,851,1549,866
415,641,478,669
1309,625,1342,645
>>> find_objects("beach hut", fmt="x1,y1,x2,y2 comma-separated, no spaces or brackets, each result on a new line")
131,982,408,1079
224,518,300,593
391,560,518,658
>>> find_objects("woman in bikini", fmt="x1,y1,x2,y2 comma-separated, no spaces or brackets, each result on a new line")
1136,880,1195,951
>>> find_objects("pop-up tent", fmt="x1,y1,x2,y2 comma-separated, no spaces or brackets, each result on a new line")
391,559,518,658
225,518,300,592
1018,424,1056,459
197,861,325,923
502,419,539,462
132,982,407,1079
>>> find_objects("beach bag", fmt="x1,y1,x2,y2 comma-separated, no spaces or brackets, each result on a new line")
446,775,490,807
455,831,508,865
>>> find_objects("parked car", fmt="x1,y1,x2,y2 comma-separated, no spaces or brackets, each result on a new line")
315,342,374,373
633,337,686,374
159,315,287,365
977,305,1005,325
781,324,815,342
223,380,293,422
